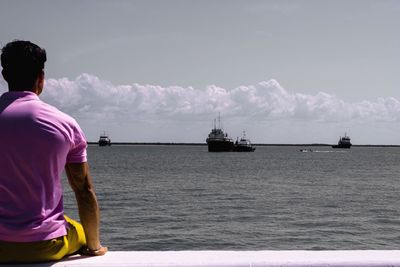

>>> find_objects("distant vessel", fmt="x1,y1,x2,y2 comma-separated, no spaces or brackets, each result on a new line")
233,131,256,152
98,132,111,146
300,149,313,152
332,134,351,149
206,114,234,152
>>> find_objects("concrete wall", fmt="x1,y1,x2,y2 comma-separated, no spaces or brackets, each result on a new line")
4,250,400,267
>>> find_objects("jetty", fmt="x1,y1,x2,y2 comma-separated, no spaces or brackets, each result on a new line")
7,250,400,267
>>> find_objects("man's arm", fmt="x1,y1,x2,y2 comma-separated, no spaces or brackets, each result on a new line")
65,162,107,256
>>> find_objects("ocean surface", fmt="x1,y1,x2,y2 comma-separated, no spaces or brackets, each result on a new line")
63,145,400,250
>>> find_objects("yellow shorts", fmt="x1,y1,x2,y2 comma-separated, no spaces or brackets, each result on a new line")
0,215,86,263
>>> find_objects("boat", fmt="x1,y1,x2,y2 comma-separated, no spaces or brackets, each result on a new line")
299,149,313,152
332,134,351,149
98,132,111,146
233,131,256,152
206,115,234,152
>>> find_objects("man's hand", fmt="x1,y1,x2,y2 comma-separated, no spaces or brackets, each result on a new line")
81,246,108,256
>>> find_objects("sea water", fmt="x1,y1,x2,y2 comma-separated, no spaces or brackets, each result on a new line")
62,145,400,250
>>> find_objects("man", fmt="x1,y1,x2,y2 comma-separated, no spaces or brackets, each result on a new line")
0,40,107,262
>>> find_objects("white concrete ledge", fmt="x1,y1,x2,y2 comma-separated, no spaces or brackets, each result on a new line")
4,251,400,267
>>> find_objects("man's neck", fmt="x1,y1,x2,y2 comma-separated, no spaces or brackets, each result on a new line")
8,88,38,95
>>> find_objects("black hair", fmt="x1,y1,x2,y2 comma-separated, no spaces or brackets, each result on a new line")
1,40,47,90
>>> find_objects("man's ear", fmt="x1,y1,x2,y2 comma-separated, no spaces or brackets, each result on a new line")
36,70,45,95
39,70,44,84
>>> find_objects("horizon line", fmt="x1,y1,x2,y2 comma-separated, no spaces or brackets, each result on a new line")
87,142,400,147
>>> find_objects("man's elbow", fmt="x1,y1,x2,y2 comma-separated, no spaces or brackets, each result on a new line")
73,183,96,199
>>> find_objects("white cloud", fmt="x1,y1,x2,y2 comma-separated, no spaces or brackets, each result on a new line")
1,73,399,143
33,74,400,122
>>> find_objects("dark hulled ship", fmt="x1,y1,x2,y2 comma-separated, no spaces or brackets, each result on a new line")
98,132,111,146
332,134,351,149
206,115,234,152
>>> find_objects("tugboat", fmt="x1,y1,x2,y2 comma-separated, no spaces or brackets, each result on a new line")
98,132,111,146
233,131,256,152
206,114,234,152
332,134,351,149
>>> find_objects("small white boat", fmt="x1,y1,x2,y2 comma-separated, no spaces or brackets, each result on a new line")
233,131,256,152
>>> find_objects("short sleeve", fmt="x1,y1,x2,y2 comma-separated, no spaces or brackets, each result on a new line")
66,124,88,163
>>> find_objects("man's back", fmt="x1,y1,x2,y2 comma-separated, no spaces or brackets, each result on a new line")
0,91,87,242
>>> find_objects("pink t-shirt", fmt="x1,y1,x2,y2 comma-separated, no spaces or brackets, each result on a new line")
0,91,87,242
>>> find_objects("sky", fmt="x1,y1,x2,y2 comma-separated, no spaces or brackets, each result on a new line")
0,0,399,144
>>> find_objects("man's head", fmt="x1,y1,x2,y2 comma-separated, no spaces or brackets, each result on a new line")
1,40,47,94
